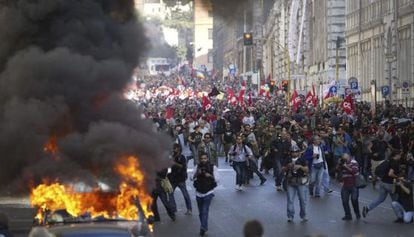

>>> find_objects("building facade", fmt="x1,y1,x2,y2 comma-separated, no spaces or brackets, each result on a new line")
346,0,414,104
262,0,346,97
212,0,264,83
193,0,213,71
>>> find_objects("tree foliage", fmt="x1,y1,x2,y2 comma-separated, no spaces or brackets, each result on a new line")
163,8,193,30
163,0,192,7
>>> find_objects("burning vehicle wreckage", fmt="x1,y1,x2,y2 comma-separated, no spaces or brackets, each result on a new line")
0,0,172,236
30,156,156,237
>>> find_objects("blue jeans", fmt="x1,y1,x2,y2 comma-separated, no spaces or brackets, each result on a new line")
309,165,324,196
367,182,397,211
286,185,307,219
407,165,414,182
151,189,175,221
273,159,284,186
233,161,247,186
322,166,331,192
196,193,214,231
341,186,360,218
170,182,192,212
391,201,414,223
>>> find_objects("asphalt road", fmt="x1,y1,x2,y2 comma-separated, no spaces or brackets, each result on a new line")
1,157,413,237
153,158,413,237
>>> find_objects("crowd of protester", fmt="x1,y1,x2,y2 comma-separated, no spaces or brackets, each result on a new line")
134,70,414,235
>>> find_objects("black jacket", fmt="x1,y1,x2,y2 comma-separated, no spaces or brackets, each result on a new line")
193,163,216,194
169,154,187,184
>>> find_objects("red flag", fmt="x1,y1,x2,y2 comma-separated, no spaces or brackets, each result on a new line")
341,95,354,115
165,106,174,120
238,93,245,107
226,88,237,105
238,81,246,107
259,81,266,97
305,91,317,106
241,80,247,90
202,96,212,111
290,90,301,112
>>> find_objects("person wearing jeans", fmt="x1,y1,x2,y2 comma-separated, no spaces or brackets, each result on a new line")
151,169,176,222
169,144,192,215
193,153,219,236
284,147,309,222
196,193,214,235
363,150,402,218
229,135,253,191
305,136,329,197
391,165,413,223
337,153,360,220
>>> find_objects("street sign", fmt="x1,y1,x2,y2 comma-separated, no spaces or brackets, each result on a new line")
402,81,410,95
329,86,337,94
381,85,390,97
350,81,358,90
402,81,409,89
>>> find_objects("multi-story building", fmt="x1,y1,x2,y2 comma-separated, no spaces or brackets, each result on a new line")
193,0,213,71
212,14,239,79
346,0,414,104
135,0,168,20
212,0,264,84
262,0,346,97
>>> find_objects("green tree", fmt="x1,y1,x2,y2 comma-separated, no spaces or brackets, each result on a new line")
163,8,193,30
174,45,187,62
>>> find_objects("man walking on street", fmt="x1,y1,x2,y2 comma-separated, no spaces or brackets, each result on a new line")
193,152,219,236
229,135,253,191
283,146,309,222
337,153,361,220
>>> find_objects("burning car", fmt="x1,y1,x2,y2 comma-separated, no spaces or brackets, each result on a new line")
30,157,155,237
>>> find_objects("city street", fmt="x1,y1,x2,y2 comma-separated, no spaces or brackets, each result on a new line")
154,158,412,237
1,157,413,237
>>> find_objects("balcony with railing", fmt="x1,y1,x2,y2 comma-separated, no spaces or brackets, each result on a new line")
399,0,414,16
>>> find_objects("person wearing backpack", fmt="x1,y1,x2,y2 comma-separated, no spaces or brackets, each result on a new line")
229,135,253,191
362,150,402,218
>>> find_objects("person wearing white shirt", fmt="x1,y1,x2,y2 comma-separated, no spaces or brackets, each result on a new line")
307,136,329,198
229,135,253,191
242,112,255,127
192,153,219,236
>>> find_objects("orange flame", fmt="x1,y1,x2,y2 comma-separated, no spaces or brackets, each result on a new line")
30,156,153,223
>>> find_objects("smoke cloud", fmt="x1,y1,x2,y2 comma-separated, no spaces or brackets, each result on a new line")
0,0,172,193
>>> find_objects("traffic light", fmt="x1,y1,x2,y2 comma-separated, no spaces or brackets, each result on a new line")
243,33,253,46
282,80,288,92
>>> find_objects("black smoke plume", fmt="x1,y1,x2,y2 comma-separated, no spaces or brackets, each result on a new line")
0,0,172,193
